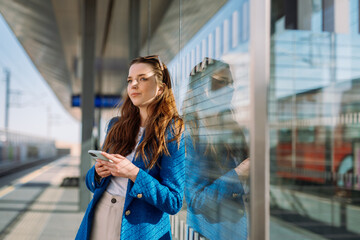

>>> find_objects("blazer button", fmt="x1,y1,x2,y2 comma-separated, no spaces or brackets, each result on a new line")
137,193,143,199
232,193,239,198
125,210,131,216
111,198,117,204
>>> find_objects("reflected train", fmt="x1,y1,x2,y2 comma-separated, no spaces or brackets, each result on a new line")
275,78,360,191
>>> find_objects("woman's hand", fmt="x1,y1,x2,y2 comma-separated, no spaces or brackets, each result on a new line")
98,152,140,182
235,158,250,179
95,161,112,178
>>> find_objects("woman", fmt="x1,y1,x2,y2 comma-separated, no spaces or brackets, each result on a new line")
76,55,185,240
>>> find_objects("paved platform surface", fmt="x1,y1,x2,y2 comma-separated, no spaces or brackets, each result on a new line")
0,155,84,240
1,155,345,240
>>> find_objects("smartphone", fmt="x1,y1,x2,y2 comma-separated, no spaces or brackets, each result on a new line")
88,150,113,162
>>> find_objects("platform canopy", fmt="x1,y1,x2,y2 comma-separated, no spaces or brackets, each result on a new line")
0,0,226,120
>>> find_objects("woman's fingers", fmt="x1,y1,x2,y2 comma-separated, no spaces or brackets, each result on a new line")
96,161,110,171
97,152,138,179
234,158,250,178
114,154,124,159
95,163,111,177
101,152,125,164
98,170,111,178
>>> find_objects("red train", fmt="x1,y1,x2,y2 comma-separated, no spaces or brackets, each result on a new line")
275,78,360,191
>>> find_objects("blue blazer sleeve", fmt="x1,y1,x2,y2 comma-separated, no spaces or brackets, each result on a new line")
128,128,186,215
85,117,118,193
184,131,246,223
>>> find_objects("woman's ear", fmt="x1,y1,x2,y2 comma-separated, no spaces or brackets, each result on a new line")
158,83,165,95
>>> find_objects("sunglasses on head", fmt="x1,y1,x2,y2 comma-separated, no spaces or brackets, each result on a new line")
143,55,172,89
143,55,164,71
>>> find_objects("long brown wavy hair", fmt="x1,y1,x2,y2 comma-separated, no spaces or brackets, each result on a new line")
102,56,184,169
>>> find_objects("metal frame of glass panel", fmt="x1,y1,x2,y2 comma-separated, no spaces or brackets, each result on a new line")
250,0,270,239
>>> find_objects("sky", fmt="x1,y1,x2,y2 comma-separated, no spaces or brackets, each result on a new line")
0,14,80,144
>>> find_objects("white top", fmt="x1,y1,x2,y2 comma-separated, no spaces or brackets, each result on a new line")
106,127,145,197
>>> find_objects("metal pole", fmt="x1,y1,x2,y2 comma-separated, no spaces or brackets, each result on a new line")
249,0,270,239
4,68,10,131
47,105,51,139
147,0,151,55
80,0,96,212
129,0,140,60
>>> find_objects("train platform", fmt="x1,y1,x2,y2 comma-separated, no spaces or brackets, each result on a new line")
0,156,60,178
2,154,358,240
0,155,83,240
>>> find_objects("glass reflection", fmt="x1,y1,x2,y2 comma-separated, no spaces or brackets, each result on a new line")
184,58,249,240
270,0,360,239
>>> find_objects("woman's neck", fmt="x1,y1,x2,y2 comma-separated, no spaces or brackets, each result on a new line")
139,108,148,127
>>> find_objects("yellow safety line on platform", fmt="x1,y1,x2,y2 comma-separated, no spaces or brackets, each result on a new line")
17,165,52,184
0,185,15,198
0,162,57,199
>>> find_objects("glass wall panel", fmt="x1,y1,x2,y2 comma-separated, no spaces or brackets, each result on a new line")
141,1,252,239
270,0,360,239
179,0,250,239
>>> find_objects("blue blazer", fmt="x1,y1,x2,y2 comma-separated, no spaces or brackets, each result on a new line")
76,118,185,240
